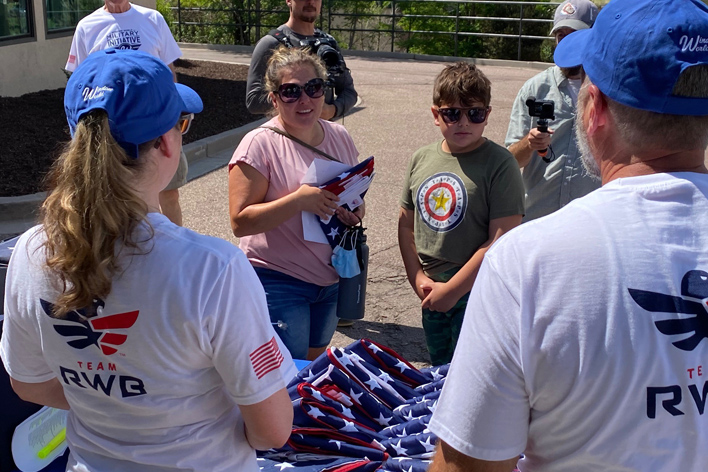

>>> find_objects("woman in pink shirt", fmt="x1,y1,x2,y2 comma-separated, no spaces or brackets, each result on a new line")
228,47,364,361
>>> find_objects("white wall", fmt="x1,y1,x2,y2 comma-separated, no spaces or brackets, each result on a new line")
0,0,156,97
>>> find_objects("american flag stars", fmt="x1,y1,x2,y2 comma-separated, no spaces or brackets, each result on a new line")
260,339,448,471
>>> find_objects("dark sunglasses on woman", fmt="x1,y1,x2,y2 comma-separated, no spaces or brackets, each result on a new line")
436,107,490,124
277,78,326,103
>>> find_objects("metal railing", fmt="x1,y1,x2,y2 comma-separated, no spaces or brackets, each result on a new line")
168,0,560,61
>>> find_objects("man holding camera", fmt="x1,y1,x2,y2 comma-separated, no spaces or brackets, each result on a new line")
246,0,357,120
505,0,600,221
428,0,708,470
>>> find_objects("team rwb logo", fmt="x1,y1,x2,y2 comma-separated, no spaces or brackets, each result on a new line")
41,298,139,356
629,270,708,351
415,172,467,233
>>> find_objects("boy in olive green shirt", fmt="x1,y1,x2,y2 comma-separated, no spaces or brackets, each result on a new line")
398,62,525,365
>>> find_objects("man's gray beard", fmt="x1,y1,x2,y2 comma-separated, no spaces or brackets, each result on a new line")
574,107,601,180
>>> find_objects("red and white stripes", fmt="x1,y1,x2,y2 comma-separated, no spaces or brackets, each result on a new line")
250,337,284,379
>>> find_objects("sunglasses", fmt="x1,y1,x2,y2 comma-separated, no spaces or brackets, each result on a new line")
152,113,194,151
436,107,490,124
276,78,326,103
177,113,194,135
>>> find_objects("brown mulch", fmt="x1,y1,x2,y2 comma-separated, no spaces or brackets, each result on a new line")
0,59,256,197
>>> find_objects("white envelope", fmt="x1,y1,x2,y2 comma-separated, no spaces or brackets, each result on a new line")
12,407,68,472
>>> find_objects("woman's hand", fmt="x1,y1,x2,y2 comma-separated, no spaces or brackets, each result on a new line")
296,185,339,219
336,202,365,227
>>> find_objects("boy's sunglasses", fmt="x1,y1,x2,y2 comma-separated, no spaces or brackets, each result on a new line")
276,78,326,103
177,113,194,135
436,107,490,124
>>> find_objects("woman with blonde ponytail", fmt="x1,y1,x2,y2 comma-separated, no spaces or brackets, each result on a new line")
1,49,294,471
41,111,151,318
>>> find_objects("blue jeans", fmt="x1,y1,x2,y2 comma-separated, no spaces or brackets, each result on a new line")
254,267,339,360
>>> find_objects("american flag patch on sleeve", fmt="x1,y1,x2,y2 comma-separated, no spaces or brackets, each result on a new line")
250,336,284,379
68,55,76,64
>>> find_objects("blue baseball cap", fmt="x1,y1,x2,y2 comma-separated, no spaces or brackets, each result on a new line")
64,48,203,158
554,0,708,116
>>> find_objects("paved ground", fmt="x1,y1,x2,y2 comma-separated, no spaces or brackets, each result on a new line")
178,46,543,367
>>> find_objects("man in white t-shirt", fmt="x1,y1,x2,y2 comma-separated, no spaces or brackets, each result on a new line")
65,0,188,226
505,0,600,221
428,0,708,471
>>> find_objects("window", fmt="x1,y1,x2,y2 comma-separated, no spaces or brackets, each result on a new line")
0,0,32,40
46,0,102,32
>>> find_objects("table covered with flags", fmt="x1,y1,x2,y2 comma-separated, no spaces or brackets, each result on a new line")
257,339,450,472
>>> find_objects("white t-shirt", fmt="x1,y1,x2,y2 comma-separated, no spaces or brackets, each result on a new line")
429,172,708,471
65,3,181,72
1,214,297,472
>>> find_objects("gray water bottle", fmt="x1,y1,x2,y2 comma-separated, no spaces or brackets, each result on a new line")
336,231,368,320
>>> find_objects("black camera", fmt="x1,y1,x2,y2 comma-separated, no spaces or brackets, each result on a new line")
299,37,346,78
525,97,555,161
525,97,555,122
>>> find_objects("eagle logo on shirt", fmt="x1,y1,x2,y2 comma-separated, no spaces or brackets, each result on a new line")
41,298,139,356
629,270,708,351
415,172,467,233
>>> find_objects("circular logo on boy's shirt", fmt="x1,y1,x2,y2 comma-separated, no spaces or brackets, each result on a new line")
415,172,467,232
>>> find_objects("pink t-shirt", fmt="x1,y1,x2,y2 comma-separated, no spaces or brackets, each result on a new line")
229,117,359,286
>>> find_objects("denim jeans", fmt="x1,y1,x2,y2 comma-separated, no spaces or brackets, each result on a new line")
254,267,339,360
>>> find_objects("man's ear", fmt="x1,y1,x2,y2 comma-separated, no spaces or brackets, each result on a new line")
431,106,441,127
585,84,608,137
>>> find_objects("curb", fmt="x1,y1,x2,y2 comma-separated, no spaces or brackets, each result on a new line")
0,118,267,239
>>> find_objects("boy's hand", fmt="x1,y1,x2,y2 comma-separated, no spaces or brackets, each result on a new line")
420,281,460,313
414,272,434,301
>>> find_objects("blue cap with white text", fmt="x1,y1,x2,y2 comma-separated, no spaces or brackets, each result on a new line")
554,0,708,116
64,49,203,158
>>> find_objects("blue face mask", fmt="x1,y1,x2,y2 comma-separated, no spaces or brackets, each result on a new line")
332,245,360,278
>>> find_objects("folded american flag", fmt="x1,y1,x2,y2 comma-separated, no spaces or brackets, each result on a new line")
260,339,449,471
318,157,375,249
